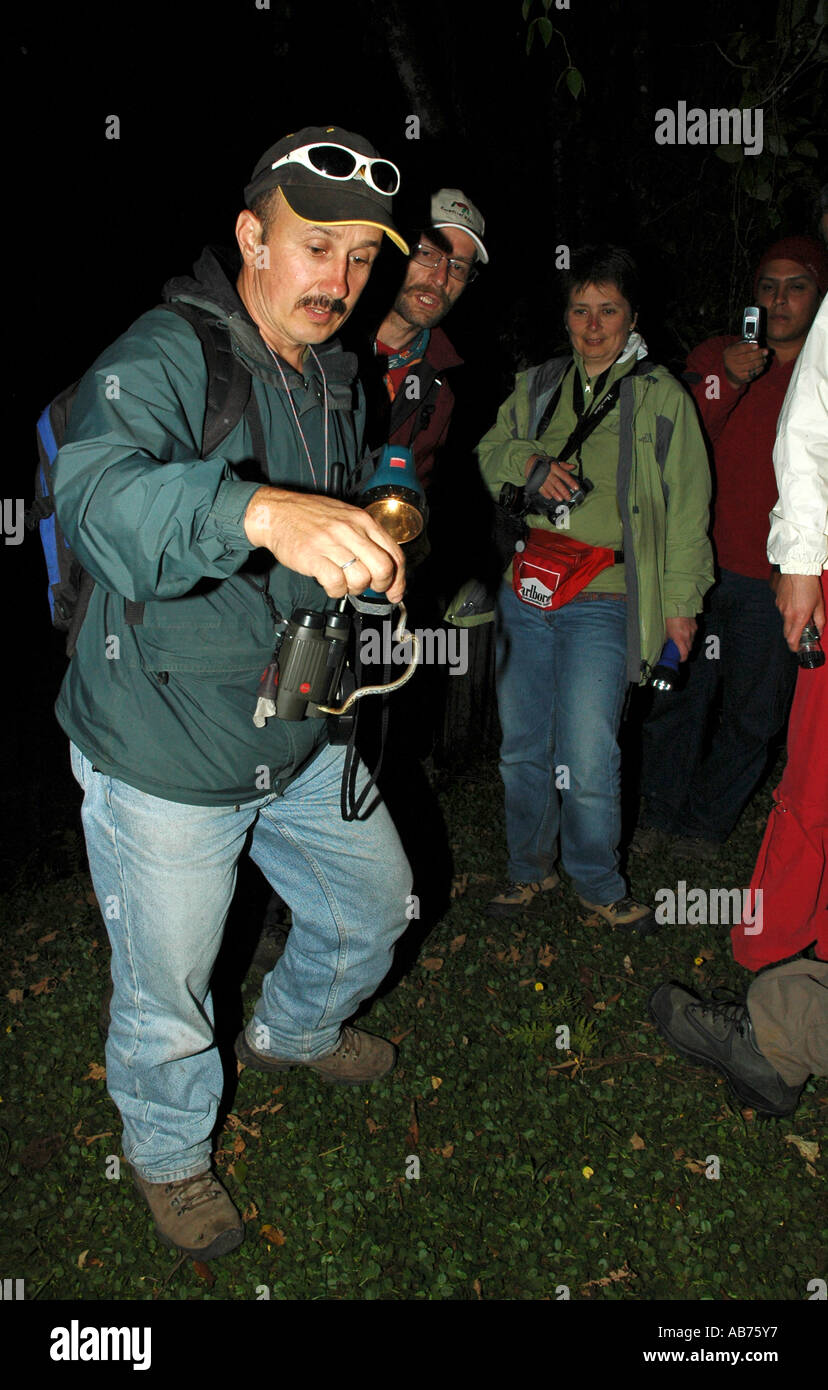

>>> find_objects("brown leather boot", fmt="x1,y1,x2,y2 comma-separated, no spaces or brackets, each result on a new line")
235,1024,396,1085
132,1169,244,1261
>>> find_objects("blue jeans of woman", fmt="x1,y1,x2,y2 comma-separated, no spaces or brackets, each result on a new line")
495,583,629,903
70,741,411,1183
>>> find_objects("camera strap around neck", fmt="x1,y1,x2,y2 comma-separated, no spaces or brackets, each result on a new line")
535,361,628,486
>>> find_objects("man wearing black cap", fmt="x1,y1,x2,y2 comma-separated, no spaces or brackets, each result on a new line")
53,126,413,1261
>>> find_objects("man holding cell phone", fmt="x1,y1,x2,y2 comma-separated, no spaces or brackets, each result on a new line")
635,235,827,859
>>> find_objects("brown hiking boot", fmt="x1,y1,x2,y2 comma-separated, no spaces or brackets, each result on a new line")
235,1024,396,1085
577,895,659,937
132,1169,244,1261
487,872,561,918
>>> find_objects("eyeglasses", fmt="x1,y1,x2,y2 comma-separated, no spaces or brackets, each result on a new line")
411,242,478,284
269,142,401,196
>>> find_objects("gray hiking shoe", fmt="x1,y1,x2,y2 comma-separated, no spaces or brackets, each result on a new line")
132,1169,244,1261
487,872,561,918
235,1024,396,1085
648,983,803,1117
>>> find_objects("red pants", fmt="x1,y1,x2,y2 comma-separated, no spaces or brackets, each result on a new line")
732,572,828,970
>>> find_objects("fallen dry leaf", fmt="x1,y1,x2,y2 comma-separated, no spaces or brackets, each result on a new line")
785,1134,820,1163
77,1249,89,1269
473,1278,483,1299
260,1224,286,1246
30,977,56,997
683,1157,708,1175
389,1026,415,1045
582,1261,636,1290
450,934,467,953
37,931,59,945
450,874,469,899
192,1260,215,1287
6,988,23,1004
407,1100,420,1148
622,955,634,976
224,1113,261,1138
83,1062,106,1082
366,1116,380,1135
537,944,556,968
249,1100,284,1118
440,1142,455,1157
630,1132,646,1150
431,1076,443,1090
421,956,444,972
242,1201,260,1223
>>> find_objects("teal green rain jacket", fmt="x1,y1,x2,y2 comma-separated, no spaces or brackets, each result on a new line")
54,249,364,804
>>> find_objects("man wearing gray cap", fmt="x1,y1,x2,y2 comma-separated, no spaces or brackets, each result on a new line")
370,188,488,487
53,126,413,1261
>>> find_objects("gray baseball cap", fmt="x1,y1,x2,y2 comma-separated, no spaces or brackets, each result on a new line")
430,188,488,263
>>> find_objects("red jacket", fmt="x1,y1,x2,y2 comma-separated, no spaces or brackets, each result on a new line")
685,336,795,579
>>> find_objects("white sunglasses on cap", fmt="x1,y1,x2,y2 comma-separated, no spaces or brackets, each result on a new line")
269,142,401,196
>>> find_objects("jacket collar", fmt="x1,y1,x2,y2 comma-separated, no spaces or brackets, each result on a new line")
162,246,359,397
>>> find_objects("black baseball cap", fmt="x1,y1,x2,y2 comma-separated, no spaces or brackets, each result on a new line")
244,125,408,253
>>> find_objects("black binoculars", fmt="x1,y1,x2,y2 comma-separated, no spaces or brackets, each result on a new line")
275,608,352,720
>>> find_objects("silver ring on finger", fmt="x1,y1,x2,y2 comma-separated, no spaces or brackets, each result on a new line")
340,557,358,571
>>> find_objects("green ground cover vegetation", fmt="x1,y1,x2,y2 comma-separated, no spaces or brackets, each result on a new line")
0,751,824,1301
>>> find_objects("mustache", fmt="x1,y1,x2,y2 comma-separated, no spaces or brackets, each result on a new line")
296,294,346,315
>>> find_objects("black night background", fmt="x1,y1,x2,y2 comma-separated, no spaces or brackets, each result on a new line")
2,0,825,1339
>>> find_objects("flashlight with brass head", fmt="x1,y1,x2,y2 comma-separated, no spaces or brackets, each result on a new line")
359,442,425,551
266,446,425,724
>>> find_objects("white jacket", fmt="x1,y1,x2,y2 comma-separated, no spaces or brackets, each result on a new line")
768,297,828,574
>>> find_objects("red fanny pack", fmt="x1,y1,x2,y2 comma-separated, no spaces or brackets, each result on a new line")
512,529,618,611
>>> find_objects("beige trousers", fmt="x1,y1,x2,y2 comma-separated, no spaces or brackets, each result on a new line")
749,959,828,1086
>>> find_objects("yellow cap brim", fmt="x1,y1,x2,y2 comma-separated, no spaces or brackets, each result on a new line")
282,190,409,255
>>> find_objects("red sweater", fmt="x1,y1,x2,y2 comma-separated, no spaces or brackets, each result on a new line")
685,336,796,579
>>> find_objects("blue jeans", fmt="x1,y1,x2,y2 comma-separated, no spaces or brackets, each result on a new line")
495,584,629,903
640,569,798,841
70,741,411,1183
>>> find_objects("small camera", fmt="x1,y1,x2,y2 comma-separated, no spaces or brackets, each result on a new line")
275,608,352,720
499,460,593,521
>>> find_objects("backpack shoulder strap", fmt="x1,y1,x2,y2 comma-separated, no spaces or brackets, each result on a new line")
122,303,259,631
159,301,253,457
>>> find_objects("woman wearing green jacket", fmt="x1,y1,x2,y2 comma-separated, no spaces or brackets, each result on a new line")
477,245,713,928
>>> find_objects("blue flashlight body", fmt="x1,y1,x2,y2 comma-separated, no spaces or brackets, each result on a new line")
650,639,681,691
359,444,423,601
